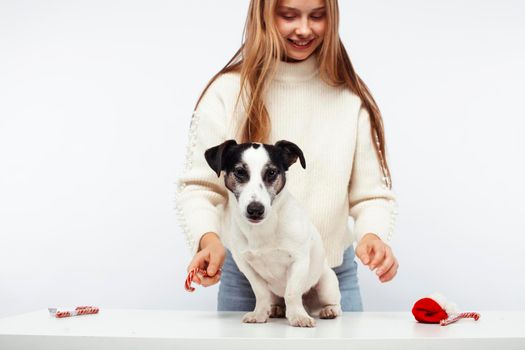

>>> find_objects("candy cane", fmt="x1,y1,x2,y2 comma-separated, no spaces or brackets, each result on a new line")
440,312,480,326
49,306,99,318
185,267,222,292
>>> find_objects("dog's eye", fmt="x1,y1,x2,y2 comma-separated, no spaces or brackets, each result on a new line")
266,169,278,181
234,168,248,180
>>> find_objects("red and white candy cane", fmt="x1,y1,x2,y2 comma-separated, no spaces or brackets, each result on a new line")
440,312,480,326
185,267,222,292
49,306,99,318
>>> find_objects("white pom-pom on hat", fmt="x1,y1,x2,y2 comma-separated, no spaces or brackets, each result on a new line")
429,292,458,315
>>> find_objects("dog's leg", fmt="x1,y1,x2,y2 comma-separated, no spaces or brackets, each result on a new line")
315,264,343,319
269,293,286,318
233,256,273,323
285,259,316,327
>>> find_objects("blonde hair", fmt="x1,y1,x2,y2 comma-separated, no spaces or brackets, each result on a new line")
193,0,392,189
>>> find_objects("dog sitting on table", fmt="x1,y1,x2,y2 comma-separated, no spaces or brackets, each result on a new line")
204,139,342,327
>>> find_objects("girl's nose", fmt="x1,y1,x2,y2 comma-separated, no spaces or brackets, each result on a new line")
295,17,312,37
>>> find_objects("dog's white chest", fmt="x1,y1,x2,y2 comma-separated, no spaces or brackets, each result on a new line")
242,248,293,289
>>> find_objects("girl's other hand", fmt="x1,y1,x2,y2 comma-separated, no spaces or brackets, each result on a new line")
187,232,226,287
355,233,399,283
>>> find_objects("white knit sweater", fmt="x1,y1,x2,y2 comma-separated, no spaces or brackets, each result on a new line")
175,54,398,267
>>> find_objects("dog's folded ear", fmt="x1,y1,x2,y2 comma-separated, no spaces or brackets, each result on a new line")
204,139,238,177
275,140,306,170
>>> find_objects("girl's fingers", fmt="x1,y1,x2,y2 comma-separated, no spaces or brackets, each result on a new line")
188,252,209,284
187,253,202,273
193,273,202,284
187,250,210,273
379,258,399,283
199,270,222,287
369,242,386,270
375,248,395,276
355,243,371,265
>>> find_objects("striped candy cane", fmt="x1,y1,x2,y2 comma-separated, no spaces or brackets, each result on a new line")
440,312,480,326
185,267,221,292
49,306,99,318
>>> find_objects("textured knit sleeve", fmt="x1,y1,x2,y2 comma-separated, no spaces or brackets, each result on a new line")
348,105,398,243
174,78,230,256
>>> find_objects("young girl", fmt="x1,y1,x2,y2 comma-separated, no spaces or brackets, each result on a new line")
175,0,399,312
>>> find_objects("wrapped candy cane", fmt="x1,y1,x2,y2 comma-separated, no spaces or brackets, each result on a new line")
185,268,208,292
185,267,221,292
440,312,480,326
48,306,99,318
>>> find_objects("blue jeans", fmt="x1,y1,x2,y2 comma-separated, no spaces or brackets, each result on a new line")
217,245,364,312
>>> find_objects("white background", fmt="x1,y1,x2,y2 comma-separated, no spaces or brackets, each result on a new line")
1,0,524,318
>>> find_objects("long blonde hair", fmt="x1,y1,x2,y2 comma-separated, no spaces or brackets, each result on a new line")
193,0,392,189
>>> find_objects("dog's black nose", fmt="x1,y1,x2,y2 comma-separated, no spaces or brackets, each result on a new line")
247,202,265,218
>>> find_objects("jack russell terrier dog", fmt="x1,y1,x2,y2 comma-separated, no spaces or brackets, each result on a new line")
204,139,342,327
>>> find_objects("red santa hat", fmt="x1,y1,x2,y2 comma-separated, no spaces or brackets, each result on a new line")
412,292,480,326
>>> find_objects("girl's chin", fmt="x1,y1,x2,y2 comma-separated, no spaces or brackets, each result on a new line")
284,51,313,61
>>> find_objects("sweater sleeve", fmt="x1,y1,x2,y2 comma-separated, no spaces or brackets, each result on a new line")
348,105,398,243
174,78,230,256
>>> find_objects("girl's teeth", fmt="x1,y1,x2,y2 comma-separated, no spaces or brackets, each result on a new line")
292,39,312,46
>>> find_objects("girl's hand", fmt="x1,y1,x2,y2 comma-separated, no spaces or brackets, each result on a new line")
187,232,226,287
355,233,399,283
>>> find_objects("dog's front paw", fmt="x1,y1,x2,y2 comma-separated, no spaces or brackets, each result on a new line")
242,310,270,323
287,311,316,327
269,304,286,318
319,304,342,319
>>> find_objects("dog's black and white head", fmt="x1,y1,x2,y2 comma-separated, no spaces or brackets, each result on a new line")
204,140,306,225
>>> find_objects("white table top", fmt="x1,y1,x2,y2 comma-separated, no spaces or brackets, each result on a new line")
1,309,524,350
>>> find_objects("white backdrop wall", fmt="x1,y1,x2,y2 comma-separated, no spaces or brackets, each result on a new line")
0,0,524,318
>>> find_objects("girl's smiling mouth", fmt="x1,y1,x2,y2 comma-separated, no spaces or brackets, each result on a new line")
287,38,315,49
